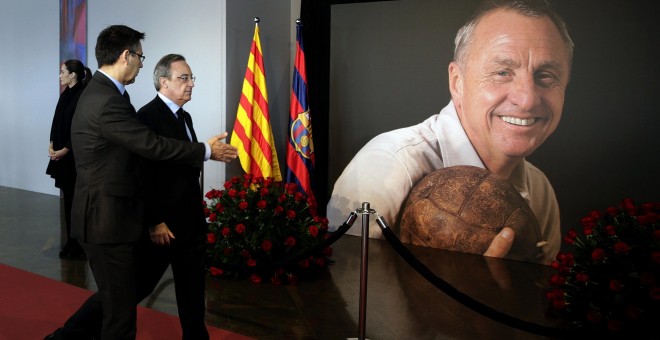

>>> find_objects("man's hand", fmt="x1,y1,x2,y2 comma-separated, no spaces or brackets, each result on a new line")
149,222,175,246
483,226,514,259
207,132,238,163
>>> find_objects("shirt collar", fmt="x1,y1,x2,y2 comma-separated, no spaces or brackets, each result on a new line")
436,101,529,196
157,92,182,116
435,101,484,168
98,69,126,95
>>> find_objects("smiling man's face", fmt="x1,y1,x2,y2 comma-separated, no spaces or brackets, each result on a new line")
449,9,571,166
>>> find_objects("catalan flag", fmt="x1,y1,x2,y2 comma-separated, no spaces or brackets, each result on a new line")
230,20,282,181
285,20,315,201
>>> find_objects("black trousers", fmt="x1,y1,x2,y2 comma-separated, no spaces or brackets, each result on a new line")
59,236,209,340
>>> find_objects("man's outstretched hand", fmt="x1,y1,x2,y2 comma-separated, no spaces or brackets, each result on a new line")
207,132,238,163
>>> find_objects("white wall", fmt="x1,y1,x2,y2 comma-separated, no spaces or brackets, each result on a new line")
0,0,228,196
0,1,61,195
1,0,299,197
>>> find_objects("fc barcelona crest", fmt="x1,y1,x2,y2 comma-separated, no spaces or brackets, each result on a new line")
290,110,314,159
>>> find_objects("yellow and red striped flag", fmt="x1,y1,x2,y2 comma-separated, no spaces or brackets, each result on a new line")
230,20,282,181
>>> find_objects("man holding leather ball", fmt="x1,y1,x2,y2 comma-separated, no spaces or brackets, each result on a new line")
327,0,572,264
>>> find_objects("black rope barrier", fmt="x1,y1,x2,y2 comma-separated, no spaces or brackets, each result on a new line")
374,216,575,338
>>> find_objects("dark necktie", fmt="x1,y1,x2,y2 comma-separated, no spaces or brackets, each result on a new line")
177,108,188,139
123,90,130,101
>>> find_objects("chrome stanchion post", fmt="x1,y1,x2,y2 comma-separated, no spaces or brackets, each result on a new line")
356,202,376,340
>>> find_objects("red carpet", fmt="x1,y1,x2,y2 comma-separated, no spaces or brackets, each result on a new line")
0,263,252,340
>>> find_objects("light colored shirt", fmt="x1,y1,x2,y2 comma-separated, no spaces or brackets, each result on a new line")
327,101,560,263
157,92,192,141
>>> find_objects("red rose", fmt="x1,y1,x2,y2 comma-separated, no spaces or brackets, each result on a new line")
323,246,333,257
613,241,629,254
207,233,216,244
294,192,305,202
587,210,601,220
247,259,257,267
606,206,619,216
223,180,233,189
604,225,617,236
249,273,262,284
228,189,237,198
583,225,593,235
299,259,310,268
285,183,298,195
238,201,249,210
549,274,565,286
552,299,566,310
209,266,223,276
274,206,284,215
261,240,273,252
260,187,269,196
240,249,250,258
257,200,267,209
636,214,650,225
609,279,623,292
232,176,241,184
221,227,231,237
591,248,606,262
576,272,589,283
203,207,210,217
286,210,296,219
580,217,596,228
238,190,247,199
315,257,326,267
235,223,246,234
284,236,296,247
287,273,298,285
270,275,282,286
278,194,287,203
215,202,224,213
563,235,575,245
208,213,217,222
308,225,319,237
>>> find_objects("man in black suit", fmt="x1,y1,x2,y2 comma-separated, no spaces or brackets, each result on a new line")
45,25,237,340
134,54,210,339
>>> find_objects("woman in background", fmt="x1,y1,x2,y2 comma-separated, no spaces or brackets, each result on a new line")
46,59,91,259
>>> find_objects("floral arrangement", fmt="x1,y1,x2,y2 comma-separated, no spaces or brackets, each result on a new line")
203,174,332,285
546,198,659,335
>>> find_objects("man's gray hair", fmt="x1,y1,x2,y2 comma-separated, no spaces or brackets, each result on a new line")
153,54,186,91
454,0,574,70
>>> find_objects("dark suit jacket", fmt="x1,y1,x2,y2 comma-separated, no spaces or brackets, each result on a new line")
70,71,206,244
137,96,207,241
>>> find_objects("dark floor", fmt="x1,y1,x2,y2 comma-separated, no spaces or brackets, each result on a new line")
0,186,561,339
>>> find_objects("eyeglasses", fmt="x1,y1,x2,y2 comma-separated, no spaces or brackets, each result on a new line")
175,75,196,83
128,50,145,63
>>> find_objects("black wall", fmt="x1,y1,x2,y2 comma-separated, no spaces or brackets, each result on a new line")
306,0,660,247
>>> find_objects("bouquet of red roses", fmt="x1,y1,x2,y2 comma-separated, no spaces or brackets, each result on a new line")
203,174,332,285
546,198,659,335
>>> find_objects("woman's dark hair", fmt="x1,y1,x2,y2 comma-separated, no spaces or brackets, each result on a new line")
64,59,92,86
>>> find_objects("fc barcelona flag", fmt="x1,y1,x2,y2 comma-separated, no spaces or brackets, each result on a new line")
286,20,315,201
230,19,282,181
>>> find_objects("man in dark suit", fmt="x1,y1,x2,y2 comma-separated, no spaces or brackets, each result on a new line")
133,54,210,339
45,25,237,340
